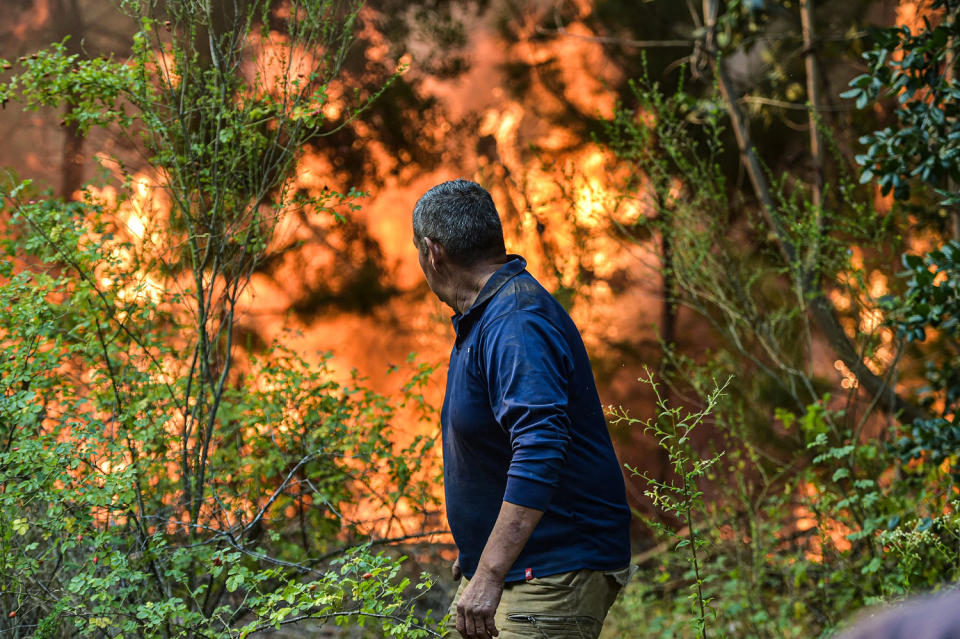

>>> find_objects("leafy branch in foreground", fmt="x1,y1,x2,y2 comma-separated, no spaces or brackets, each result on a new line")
610,371,729,639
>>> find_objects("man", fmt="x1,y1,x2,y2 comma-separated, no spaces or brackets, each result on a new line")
412,179,633,639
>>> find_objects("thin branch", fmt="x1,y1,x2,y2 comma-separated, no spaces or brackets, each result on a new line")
243,610,442,638
307,529,451,566
535,24,693,48
739,96,853,112
801,0,824,211
243,452,320,536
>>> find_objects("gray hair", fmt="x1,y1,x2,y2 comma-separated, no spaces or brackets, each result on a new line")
412,179,506,266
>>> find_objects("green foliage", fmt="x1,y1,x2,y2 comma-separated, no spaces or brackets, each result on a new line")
0,1,442,637
843,1,960,489
608,375,960,639
600,25,960,637
609,372,728,639
4,38,138,134
886,240,960,468
0,183,443,638
843,0,960,204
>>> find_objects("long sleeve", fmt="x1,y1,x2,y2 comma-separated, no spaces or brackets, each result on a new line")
480,310,573,511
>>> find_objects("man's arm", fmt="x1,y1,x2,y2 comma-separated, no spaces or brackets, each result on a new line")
457,312,572,638
456,501,544,639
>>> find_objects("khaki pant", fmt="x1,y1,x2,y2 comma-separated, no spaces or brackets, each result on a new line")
443,567,634,639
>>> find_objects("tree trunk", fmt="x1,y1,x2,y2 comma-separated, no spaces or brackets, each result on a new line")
55,0,86,200
801,0,824,210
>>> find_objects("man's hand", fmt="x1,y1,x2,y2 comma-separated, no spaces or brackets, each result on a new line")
454,502,544,638
449,504,542,639
452,556,462,581
456,569,503,639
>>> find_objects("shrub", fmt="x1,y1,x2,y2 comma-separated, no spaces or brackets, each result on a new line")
0,1,442,636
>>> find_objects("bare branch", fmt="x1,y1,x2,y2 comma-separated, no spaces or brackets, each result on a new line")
535,24,693,49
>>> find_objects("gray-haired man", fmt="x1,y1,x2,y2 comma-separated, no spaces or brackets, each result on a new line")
412,179,633,639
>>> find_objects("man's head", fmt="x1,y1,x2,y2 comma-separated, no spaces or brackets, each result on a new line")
412,179,506,267
412,179,508,312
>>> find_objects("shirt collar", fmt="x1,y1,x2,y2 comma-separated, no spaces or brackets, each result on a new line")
451,254,526,337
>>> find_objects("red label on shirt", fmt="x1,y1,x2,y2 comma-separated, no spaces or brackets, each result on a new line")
524,567,533,581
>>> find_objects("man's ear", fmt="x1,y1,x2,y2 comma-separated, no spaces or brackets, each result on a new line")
423,237,445,271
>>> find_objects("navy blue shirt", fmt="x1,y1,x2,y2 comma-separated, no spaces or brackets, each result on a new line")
441,255,631,582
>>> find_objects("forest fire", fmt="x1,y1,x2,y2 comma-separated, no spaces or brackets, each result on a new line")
215,5,659,523
1,0,937,536
3,0,960,636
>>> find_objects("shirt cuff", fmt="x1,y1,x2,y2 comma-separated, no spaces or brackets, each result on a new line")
503,474,555,511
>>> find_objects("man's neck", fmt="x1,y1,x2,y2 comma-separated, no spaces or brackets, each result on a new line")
451,258,509,315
